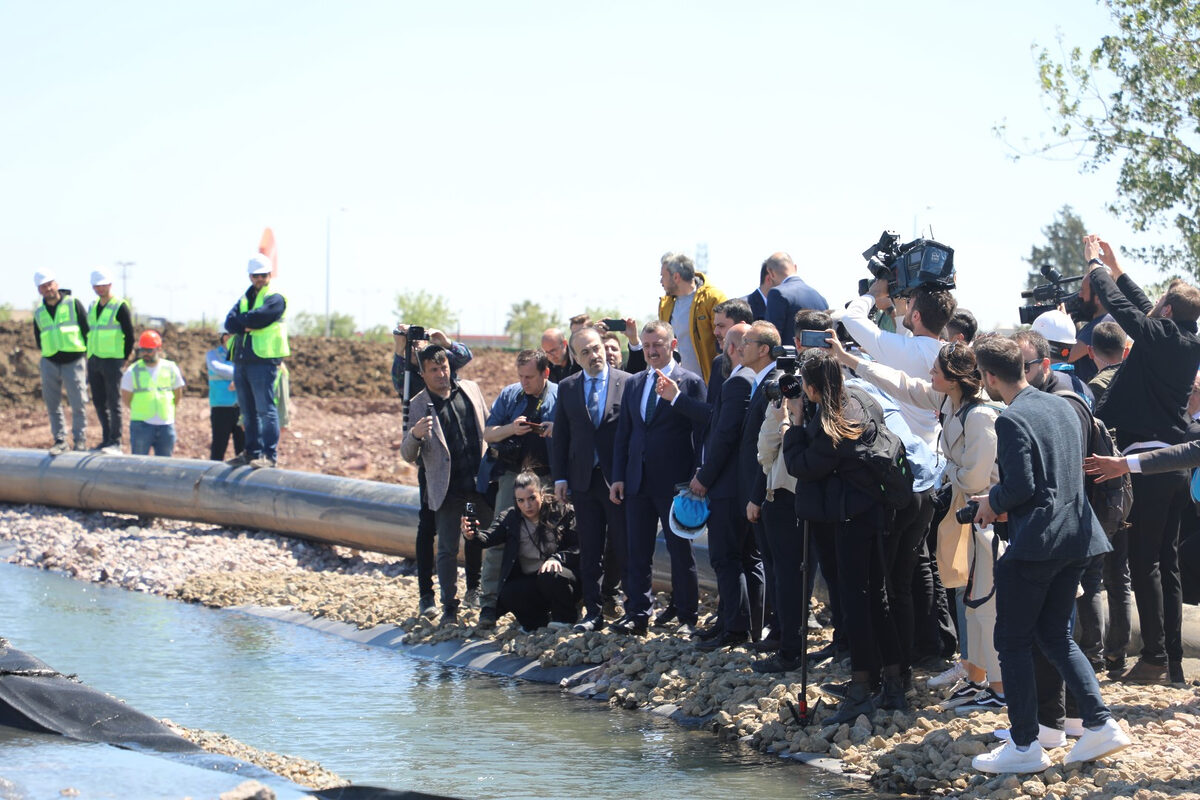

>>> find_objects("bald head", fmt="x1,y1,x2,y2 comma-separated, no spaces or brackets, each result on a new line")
763,252,796,281
725,322,751,368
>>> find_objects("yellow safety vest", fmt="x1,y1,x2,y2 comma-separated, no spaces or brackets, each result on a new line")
237,286,290,359
86,297,127,358
129,359,178,424
34,300,86,358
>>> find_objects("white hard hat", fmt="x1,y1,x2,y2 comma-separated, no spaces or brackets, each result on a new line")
247,254,272,275
34,270,56,287
1032,309,1077,346
90,269,113,287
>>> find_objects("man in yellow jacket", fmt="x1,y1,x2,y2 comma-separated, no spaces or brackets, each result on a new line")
657,252,726,384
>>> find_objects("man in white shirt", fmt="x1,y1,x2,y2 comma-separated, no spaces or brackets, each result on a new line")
120,330,186,457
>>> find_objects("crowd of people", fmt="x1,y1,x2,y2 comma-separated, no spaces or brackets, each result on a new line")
31,241,1200,776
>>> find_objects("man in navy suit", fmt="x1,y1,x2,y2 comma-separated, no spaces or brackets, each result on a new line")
552,325,632,631
609,321,707,635
764,252,829,345
746,263,775,321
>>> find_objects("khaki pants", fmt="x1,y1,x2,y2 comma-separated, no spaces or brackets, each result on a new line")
965,524,1004,682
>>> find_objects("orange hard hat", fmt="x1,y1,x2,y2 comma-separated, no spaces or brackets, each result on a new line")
138,330,162,349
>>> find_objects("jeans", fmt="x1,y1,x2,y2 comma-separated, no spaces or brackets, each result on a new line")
87,356,123,446
209,405,245,460
994,555,1111,747
130,421,176,457
432,491,488,612
234,361,279,461
40,357,88,446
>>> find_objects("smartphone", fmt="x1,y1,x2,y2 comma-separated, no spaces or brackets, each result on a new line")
600,318,627,332
799,330,831,349
425,402,435,417
524,421,545,432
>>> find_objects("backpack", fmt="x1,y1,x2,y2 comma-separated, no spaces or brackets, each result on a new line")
845,387,915,510
1055,389,1133,536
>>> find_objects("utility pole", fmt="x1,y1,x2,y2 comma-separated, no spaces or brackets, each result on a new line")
324,215,332,337
115,261,134,301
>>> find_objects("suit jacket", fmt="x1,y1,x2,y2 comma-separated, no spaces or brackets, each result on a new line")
400,380,489,511
739,367,779,508
612,366,706,497
695,366,754,499
767,275,829,345
746,289,768,321
1137,420,1200,474
551,367,631,492
988,386,1111,561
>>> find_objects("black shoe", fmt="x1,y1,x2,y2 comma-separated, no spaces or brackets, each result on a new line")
1104,655,1127,679
1169,659,1186,684
225,452,251,467
820,680,851,700
574,613,603,632
877,674,909,712
751,653,802,674
694,622,724,641
653,605,679,627
696,631,748,652
808,642,838,662
824,681,877,726
751,637,781,653
478,606,498,628
610,615,649,636
418,595,437,620
439,609,459,628
675,622,696,638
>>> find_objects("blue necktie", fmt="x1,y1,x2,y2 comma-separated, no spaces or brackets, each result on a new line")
644,380,658,424
587,377,602,427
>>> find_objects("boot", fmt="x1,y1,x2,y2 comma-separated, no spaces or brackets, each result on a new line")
878,668,909,712
824,674,877,726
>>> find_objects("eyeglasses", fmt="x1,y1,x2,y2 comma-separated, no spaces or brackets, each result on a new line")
1023,358,1043,371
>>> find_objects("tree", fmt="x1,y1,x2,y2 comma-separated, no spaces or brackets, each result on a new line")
393,289,458,333
1030,1,1200,275
0,302,12,322
1024,205,1090,290
505,300,560,349
291,311,357,338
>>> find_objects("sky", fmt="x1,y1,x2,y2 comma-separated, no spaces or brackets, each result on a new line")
0,1,1155,335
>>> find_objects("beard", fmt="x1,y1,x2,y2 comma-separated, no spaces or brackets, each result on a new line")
984,383,1003,402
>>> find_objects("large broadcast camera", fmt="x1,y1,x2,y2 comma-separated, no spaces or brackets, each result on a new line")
861,230,956,298
764,345,804,404
1018,265,1084,325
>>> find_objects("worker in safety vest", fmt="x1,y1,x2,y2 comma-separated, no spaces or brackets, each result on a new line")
86,269,134,454
32,270,91,455
223,254,289,469
120,330,185,457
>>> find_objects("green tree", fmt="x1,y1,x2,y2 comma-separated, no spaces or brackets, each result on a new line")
393,289,458,333
0,302,12,322
505,300,560,349
291,311,357,338
1024,205,1090,290
1029,1,1200,275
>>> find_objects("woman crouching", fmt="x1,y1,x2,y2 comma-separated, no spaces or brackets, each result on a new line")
462,470,581,630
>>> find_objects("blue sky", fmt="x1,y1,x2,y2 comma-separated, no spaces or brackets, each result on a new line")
0,1,1148,334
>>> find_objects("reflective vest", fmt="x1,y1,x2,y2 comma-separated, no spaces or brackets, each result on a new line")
86,297,127,358
34,300,86,358
237,286,290,358
129,359,178,424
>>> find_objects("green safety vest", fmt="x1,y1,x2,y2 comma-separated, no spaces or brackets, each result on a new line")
237,285,290,359
129,359,178,424
86,297,127,358
34,300,86,358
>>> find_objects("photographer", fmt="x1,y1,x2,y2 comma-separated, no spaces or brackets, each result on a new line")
967,337,1127,774
391,324,474,619
463,471,580,631
1067,272,1116,383
782,351,906,724
1026,311,1095,405
1084,235,1200,685
476,349,558,627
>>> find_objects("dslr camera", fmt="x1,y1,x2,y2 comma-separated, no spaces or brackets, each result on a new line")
1018,265,1085,325
955,500,979,525
764,345,805,404
861,229,956,299
394,324,426,341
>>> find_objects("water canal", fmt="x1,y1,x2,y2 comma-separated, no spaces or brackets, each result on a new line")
0,562,861,799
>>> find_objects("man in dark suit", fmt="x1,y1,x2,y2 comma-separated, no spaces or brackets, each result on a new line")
764,252,829,345
609,321,707,635
688,323,765,650
969,336,1128,774
746,263,775,321
552,325,632,631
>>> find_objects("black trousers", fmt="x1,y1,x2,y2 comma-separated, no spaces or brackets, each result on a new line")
808,520,844,651
624,493,698,624
762,491,807,658
707,496,764,635
884,489,936,670
87,357,123,446
416,468,436,600
1127,469,1188,664
572,467,627,618
209,406,246,461
499,566,580,630
836,506,901,672
1182,529,1200,605
914,505,959,658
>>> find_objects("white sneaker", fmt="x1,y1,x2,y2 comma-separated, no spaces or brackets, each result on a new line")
1064,717,1084,737
973,739,1052,774
993,724,1067,749
928,660,967,688
1064,718,1132,765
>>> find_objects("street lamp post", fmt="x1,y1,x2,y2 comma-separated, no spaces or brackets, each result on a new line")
324,215,331,337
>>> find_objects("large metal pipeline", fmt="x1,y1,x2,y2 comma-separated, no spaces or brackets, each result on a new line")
0,448,714,592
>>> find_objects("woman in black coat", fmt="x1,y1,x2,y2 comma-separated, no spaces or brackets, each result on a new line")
463,470,581,630
782,351,906,725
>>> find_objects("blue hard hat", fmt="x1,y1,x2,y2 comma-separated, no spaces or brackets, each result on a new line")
669,490,710,540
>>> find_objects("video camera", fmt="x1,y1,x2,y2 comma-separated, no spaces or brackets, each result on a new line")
394,324,426,341
1018,265,1084,325
764,345,805,404
861,230,956,298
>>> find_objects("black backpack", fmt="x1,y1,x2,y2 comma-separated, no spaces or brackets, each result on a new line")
845,387,915,510
1055,390,1133,536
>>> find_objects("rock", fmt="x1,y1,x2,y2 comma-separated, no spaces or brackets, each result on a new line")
827,742,844,758
219,780,275,800
1023,780,1047,797
953,738,987,756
